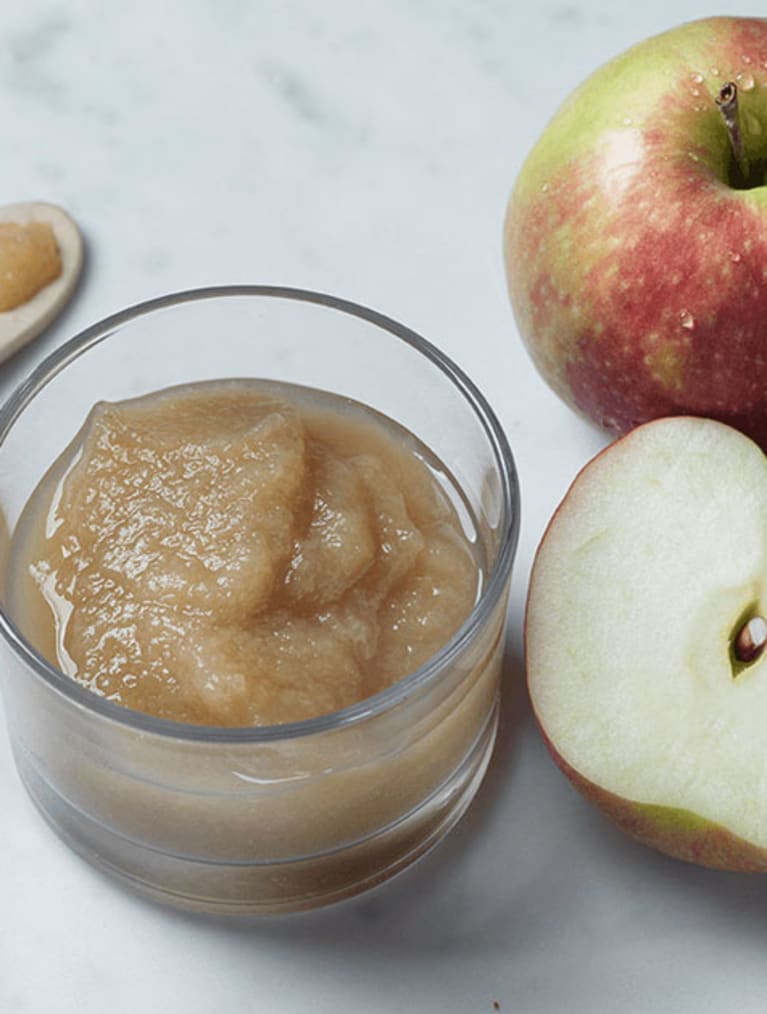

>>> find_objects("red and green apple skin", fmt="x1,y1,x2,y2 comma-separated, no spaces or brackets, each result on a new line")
538,725,767,872
505,17,767,448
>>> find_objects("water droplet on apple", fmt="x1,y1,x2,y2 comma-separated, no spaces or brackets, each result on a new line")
739,72,756,91
679,310,695,329
691,72,704,84
729,251,742,263
743,54,753,65
710,66,720,76
691,88,701,97
540,183,549,193
622,117,633,126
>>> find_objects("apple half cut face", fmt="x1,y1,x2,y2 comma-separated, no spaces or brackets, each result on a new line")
527,416,767,870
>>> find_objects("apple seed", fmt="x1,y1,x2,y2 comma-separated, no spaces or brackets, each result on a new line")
733,615,767,664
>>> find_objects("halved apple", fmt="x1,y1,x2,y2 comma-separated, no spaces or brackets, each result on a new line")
527,416,767,869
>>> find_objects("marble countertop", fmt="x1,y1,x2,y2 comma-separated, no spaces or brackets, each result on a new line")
4,2,767,1012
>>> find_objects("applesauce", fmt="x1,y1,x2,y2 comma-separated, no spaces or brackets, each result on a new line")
0,221,61,312
0,288,518,913
7,380,480,726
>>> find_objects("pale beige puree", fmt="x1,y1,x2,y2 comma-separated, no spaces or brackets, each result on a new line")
0,220,62,312
11,381,479,726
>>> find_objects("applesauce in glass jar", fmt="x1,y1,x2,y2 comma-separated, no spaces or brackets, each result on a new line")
0,287,518,914
8,379,482,728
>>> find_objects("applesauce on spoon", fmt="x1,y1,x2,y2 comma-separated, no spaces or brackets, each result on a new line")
7,379,481,727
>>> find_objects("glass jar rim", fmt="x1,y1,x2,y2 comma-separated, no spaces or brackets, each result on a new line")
0,285,520,743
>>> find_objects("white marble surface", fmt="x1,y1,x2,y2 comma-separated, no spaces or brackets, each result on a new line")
3,2,767,1012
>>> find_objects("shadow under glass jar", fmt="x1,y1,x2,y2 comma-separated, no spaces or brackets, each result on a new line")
0,287,519,915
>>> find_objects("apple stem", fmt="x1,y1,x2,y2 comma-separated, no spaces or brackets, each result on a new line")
716,82,750,183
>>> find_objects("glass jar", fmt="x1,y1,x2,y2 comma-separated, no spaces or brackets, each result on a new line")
0,287,519,914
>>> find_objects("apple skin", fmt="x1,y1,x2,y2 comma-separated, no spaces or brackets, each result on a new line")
504,17,767,449
525,416,767,871
538,724,767,872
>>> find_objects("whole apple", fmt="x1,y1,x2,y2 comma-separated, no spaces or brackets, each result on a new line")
504,17,767,448
527,415,767,870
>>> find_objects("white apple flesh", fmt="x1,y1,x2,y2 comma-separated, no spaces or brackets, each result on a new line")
527,416,767,869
